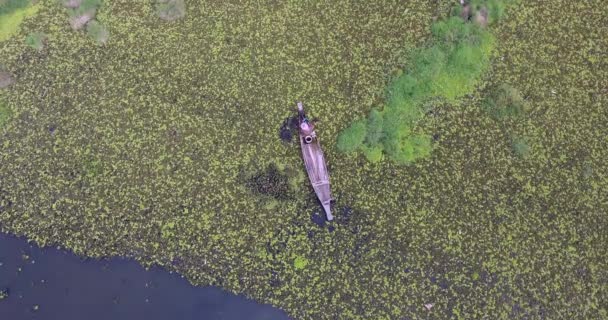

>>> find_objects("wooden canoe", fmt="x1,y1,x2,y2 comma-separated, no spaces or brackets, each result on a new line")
297,102,333,221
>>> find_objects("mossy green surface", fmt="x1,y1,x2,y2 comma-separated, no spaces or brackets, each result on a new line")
0,1,607,319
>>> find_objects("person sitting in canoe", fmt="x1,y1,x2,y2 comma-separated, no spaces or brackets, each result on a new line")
297,102,316,143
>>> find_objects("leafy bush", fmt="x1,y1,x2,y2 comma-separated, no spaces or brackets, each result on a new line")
293,256,309,270
156,0,186,21
25,32,46,50
86,20,109,44
336,120,366,153
483,84,528,119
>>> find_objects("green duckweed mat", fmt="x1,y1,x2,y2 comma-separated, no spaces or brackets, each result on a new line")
0,0,607,318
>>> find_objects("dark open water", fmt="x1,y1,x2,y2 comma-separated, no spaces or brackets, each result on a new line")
0,233,289,320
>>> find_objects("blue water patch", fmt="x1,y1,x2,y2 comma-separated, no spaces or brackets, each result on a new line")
0,232,290,320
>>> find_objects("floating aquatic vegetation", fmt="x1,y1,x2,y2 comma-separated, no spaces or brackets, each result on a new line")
0,0,606,319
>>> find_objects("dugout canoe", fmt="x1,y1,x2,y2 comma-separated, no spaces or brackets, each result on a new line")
296,102,333,221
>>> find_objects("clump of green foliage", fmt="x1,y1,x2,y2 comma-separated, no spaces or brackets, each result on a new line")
293,255,309,270
86,20,109,44
156,0,186,22
483,84,528,119
25,32,47,50
338,1,511,164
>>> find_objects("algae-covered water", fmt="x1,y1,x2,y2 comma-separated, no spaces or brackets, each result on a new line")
0,0,607,319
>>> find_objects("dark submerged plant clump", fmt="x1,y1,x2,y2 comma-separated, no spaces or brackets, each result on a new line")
246,164,291,200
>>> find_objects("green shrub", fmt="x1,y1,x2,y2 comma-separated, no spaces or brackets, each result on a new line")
336,120,366,153
293,256,309,270
483,84,528,119
25,32,46,50
86,20,109,44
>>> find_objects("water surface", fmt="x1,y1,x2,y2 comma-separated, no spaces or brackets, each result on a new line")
0,232,289,320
